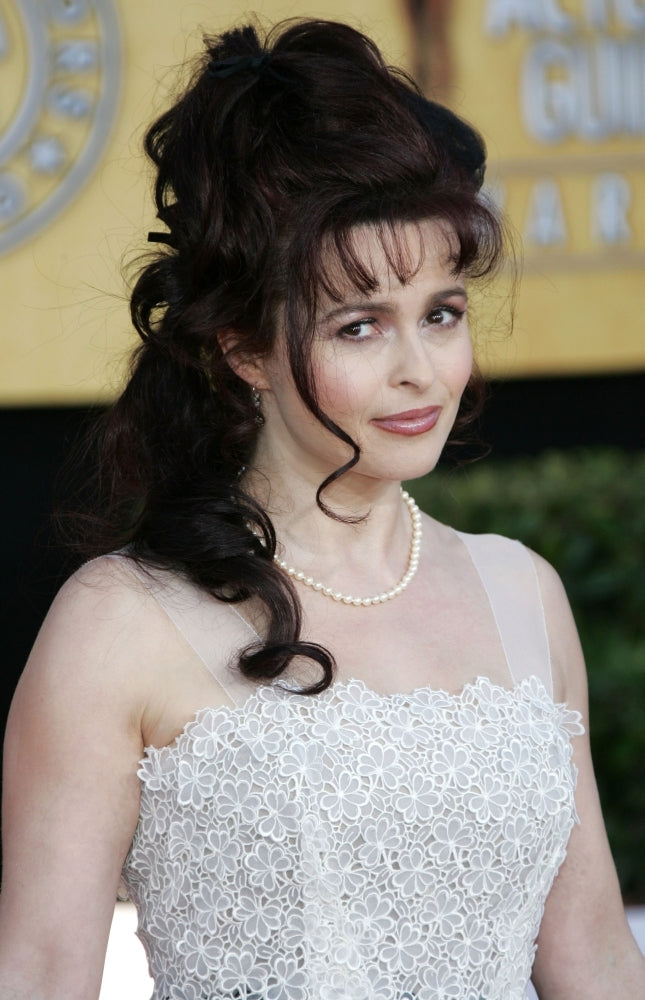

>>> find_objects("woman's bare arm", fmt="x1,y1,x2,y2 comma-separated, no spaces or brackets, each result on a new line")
0,560,162,1000
530,555,645,999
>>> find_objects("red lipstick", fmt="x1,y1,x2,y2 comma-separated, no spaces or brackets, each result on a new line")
371,406,442,436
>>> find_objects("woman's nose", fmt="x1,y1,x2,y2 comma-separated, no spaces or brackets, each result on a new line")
389,331,436,389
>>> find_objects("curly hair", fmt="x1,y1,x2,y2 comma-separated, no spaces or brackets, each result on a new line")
81,19,506,693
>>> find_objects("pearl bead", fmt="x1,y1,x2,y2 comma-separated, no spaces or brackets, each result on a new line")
273,488,422,608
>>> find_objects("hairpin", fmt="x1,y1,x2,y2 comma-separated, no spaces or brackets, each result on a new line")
147,231,177,247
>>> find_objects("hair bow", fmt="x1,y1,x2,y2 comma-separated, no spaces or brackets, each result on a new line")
207,53,271,80
206,52,293,85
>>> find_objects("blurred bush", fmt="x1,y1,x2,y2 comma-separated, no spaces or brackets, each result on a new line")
409,449,645,902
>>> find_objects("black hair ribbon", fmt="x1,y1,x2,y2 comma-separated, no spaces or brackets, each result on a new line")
206,52,293,85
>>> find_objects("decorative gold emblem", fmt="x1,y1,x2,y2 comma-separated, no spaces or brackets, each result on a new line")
0,0,121,255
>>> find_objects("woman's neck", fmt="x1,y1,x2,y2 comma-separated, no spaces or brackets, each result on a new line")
244,469,418,596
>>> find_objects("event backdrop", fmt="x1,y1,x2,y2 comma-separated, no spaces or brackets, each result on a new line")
2,0,644,403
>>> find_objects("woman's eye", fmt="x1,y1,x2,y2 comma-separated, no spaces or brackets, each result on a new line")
338,319,376,339
428,306,465,327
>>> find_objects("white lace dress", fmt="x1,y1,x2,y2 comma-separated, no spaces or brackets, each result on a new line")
119,532,584,1000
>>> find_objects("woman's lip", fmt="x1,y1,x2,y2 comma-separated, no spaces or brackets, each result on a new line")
370,406,442,436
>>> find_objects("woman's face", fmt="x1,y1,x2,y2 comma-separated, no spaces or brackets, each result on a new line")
254,218,473,489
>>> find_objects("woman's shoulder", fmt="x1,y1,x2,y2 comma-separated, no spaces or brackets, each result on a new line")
55,550,139,603
461,530,585,705
44,554,166,654
53,550,210,631
448,523,565,589
521,547,586,705
438,522,584,702
425,519,547,606
21,553,190,718
35,553,257,733
445,522,535,574
61,549,171,600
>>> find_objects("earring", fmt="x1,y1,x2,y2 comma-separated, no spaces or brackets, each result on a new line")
251,386,264,425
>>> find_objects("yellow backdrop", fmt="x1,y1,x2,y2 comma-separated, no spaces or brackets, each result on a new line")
1,0,644,403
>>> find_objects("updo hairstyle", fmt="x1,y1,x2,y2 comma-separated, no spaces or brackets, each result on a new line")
88,19,505,691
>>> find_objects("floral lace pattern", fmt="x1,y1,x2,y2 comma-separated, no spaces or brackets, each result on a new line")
122,675,583,1000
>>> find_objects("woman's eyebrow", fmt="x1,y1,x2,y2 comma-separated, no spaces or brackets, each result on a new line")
320,299,393,321
320,285,468,322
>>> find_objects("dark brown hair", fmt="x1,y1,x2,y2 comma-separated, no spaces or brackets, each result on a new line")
84,19,506,691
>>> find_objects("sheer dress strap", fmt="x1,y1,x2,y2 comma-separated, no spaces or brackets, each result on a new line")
105,553,260,707
454,532,553,697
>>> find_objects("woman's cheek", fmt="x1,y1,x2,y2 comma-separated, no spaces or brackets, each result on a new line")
316,357,379,422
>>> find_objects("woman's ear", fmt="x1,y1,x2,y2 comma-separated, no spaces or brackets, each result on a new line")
216,329,271,390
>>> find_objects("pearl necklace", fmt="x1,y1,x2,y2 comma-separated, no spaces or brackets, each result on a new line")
273,489,422,607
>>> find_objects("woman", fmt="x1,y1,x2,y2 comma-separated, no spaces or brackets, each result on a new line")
0,19,642,1000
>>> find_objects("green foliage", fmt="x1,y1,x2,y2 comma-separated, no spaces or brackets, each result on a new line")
408,449,645,901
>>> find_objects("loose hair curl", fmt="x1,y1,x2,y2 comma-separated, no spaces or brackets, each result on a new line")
82,19,506,692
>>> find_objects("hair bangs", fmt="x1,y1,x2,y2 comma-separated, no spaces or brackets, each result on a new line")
287,188,504,333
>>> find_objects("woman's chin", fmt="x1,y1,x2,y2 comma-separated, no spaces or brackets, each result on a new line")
348,454,445,487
